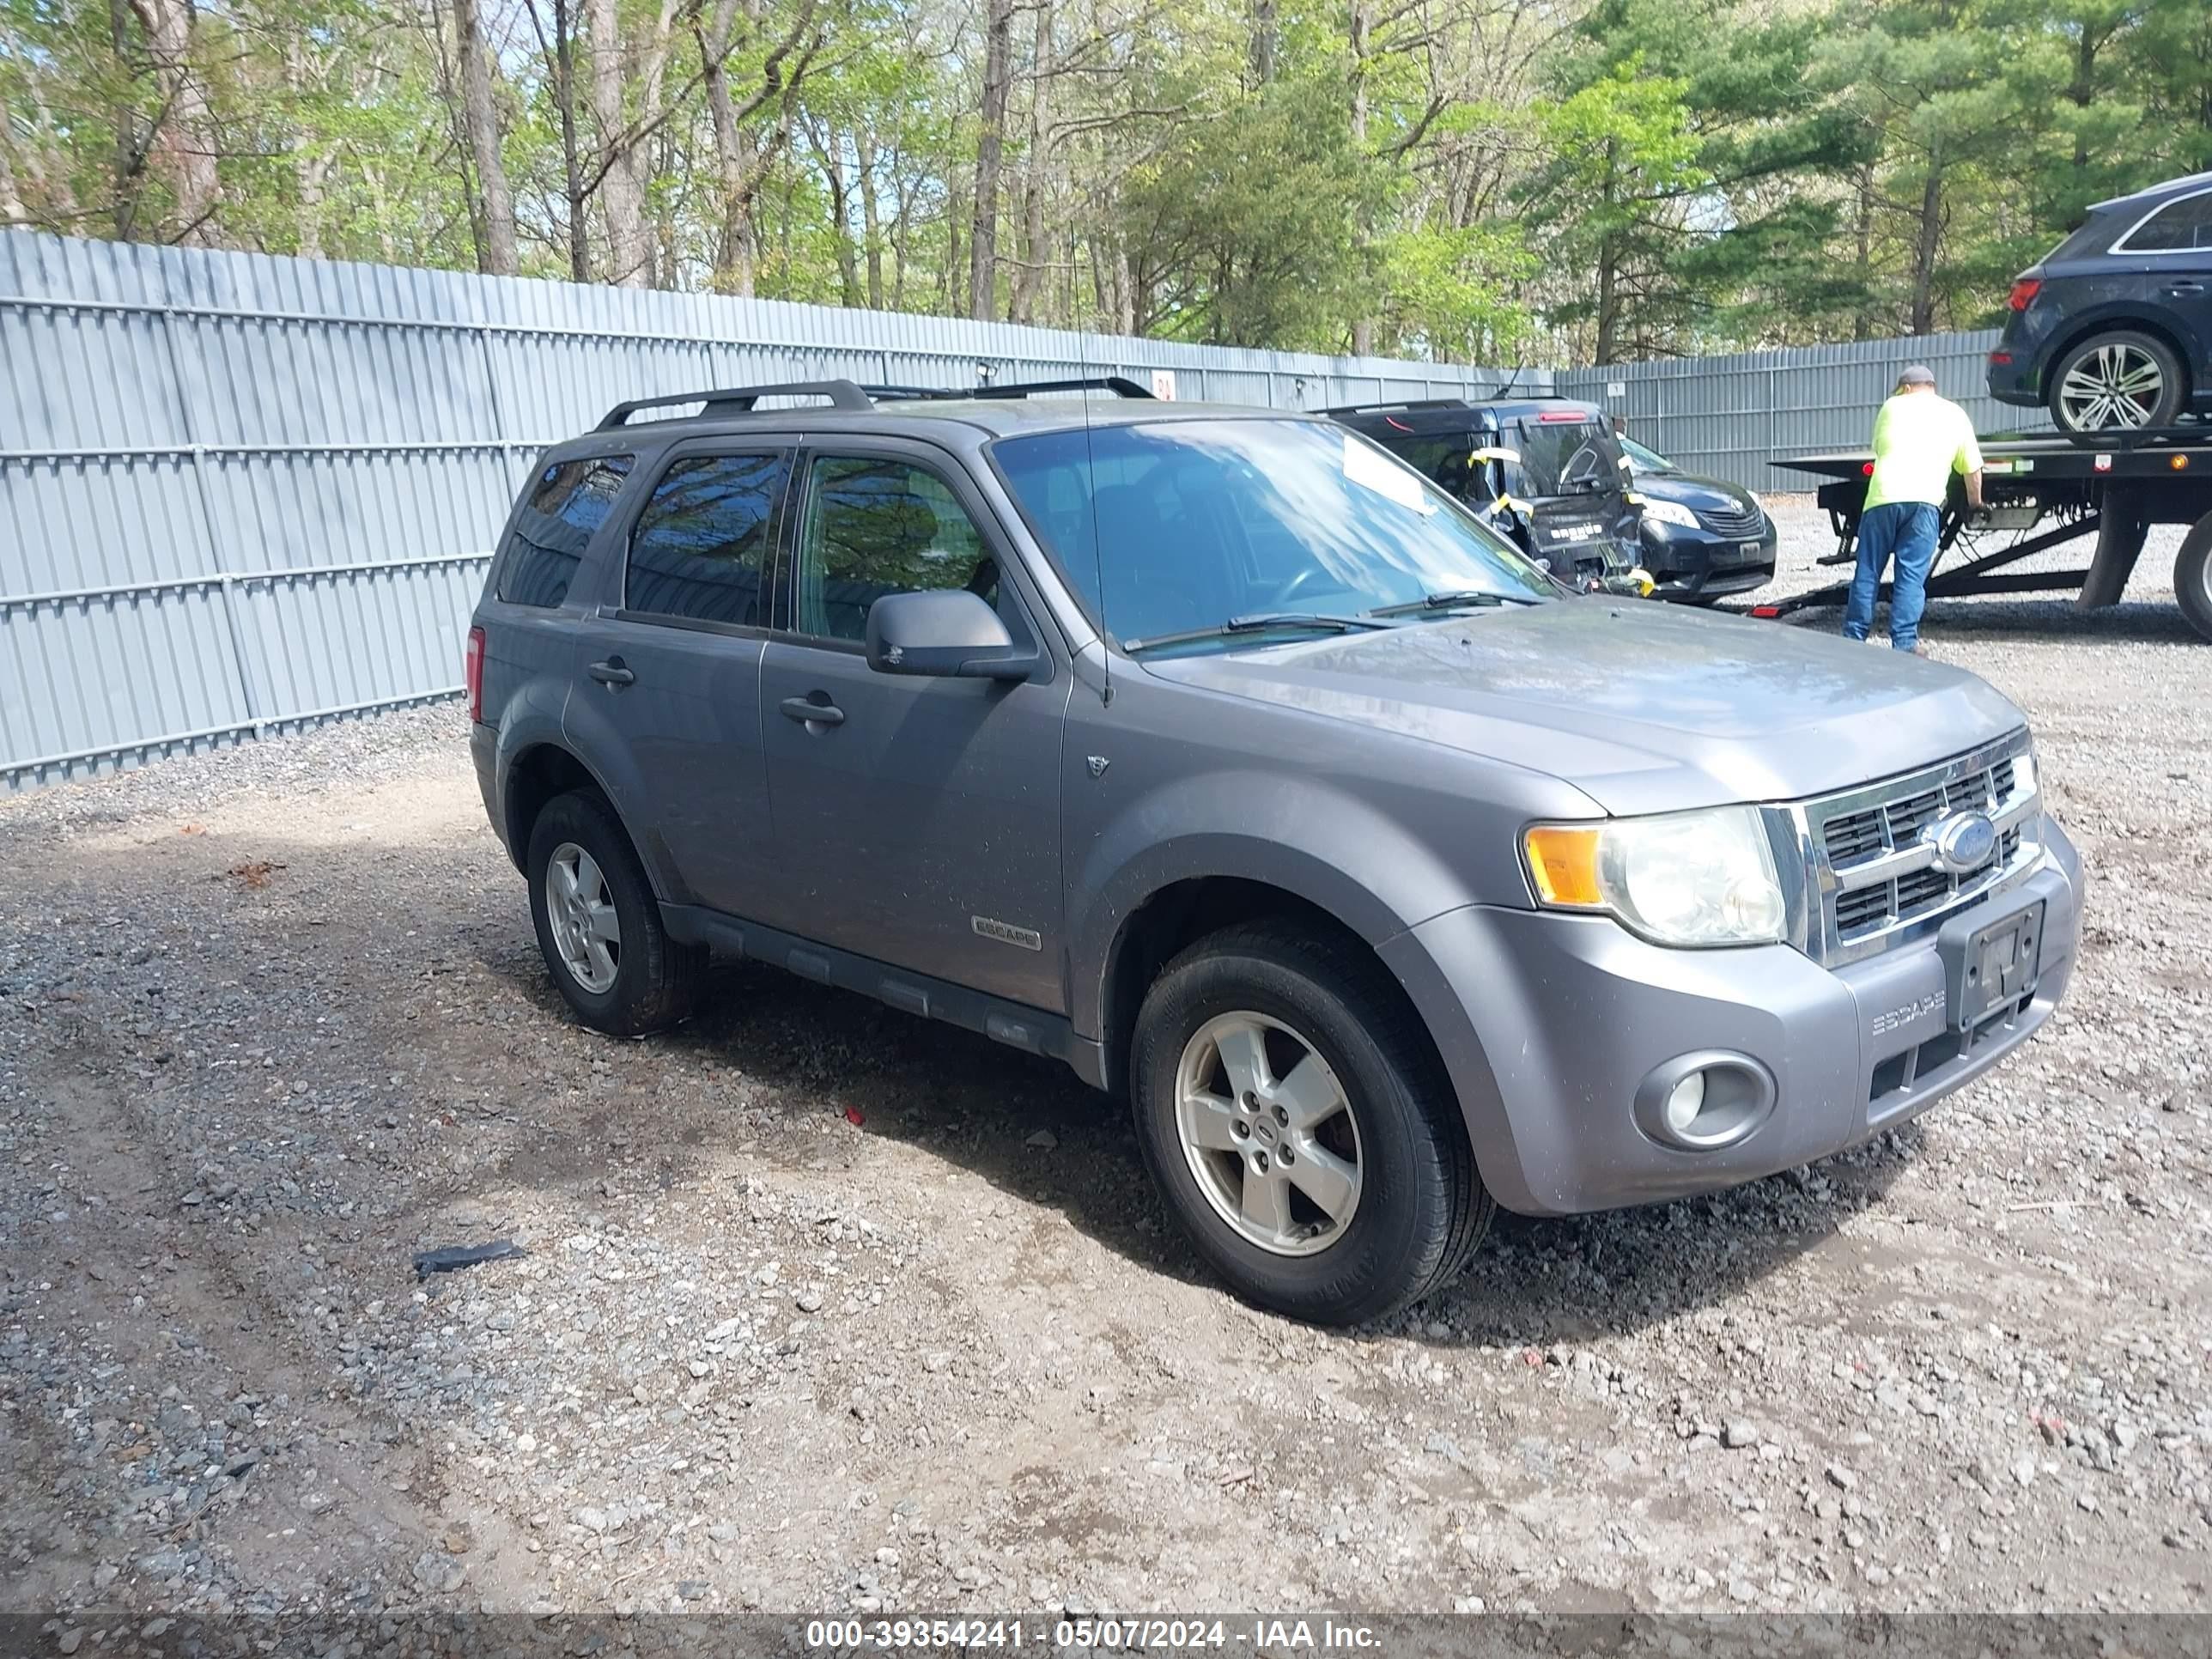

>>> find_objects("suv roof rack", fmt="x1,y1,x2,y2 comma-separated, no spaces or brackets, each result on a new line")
1322,397,1477,416
596,380,875,429
869,375,1158,403
596,375,1158,429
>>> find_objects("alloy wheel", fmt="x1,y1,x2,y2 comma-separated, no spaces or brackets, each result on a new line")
2057,342,2166,430
546,841,621,994
1173,1011,1364,1256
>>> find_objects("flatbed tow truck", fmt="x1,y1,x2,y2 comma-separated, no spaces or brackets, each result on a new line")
1752,427,2212,641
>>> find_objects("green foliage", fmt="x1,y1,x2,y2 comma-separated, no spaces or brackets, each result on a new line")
1,0,2207,361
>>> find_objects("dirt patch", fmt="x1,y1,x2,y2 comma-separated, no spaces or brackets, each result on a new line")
1,575,2209,1625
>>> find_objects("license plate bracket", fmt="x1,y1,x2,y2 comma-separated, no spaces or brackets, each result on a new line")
1940,900,2045,1030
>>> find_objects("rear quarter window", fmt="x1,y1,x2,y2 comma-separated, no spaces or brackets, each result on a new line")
496,455,635,607
2116,190,2212,253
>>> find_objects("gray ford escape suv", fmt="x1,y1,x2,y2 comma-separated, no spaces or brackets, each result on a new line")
468,377,2082,1327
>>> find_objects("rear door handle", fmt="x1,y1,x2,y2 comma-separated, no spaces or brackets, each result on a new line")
587,658,635,687
781,695,845,726
2165,281,2204,295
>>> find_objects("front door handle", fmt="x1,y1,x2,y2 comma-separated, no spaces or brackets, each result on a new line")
2164,280,2204,295
587,658,635,687
781,695,845,727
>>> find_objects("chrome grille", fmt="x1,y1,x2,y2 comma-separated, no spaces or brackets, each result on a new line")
1792,733,2042,965
1698,503,1764,538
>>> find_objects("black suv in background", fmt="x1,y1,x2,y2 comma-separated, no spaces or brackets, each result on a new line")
1328,398,1645,591
1616,433,1777,603
1989,170,2212,433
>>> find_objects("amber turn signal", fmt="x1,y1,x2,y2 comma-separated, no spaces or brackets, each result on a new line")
1522,825,1605,908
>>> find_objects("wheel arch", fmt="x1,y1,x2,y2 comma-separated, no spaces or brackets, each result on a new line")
2039,313,2195,404
503,742,619,874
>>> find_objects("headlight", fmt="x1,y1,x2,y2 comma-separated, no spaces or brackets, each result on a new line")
1523,806,1787,947
1640,498,1701,530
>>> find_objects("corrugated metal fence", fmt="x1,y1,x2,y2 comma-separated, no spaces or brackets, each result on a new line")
1555,331,2041,493
1,228,2029,790
0,228,1546,791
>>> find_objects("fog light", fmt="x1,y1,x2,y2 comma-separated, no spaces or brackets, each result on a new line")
1663,1071,1707,1136
1635,1052,1778,1152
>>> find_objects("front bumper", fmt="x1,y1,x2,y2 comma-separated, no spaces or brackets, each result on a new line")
1641,519,1778,601
1381,819,2081,1216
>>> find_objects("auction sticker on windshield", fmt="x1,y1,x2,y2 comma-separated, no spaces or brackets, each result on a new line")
1342,434,1435,514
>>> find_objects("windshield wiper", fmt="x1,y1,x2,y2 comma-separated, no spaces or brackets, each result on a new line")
1365,590,1539,618
1122,612,1389,654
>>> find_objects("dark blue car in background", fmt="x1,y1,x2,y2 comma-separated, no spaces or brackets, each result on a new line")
1989,171,2212,434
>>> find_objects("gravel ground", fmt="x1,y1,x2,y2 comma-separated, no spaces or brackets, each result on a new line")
2,500,2209,1642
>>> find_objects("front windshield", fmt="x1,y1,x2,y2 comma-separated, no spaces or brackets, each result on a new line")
1619,434,1674,473
991,418,1553,648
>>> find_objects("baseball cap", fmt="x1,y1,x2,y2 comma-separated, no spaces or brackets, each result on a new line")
1898,364,1936,386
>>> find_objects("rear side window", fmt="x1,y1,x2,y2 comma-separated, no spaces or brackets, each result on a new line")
2118,190,2212,252
497,455,634,607
1376,433,1482,496
623,453,789,626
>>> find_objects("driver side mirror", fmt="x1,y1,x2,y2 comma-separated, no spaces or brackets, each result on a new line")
866,589,1038,680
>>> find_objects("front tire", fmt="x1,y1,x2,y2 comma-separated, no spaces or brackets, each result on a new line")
1129,923,1492,1325
526,790,705,1036
2049,330,2185,433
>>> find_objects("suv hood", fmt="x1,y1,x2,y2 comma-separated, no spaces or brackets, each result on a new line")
1142,601,2026,817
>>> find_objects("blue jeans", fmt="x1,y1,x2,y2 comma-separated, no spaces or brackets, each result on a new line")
1842,501,1941,649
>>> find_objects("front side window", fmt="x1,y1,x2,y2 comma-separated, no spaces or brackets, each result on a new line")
991,418,1552,649
497,454,634,607
624,453,788,626
2118,190,2212,252
791,455,998,642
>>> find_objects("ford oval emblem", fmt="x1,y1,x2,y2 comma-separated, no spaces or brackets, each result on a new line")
1926,810,1999,875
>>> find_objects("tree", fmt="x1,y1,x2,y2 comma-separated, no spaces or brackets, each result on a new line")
127,0,220,240
457,0,520,274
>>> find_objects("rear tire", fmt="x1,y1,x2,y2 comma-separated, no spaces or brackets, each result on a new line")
1128,922,1492,1326
526,790,706,1036
2176,514,2212,643
2048,330,2185,433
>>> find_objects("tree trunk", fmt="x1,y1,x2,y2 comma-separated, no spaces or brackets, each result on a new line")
811,124,863,306
699,0,817,296
296,153,331,258
586,0,650,287
457,0,519,275
969,0,1014,319
107,0,142,239
1909,148,1942,337
700,0,760,294
1249,0,1277,87
1851,159,1875,342
0,92,26,223
944,191,961,313
549,0,591,282
279,38,331,259
128,0,221,244
1346,0,1373,356
857,131,884,310
1010,0,1053,325
1593,139,1620,365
